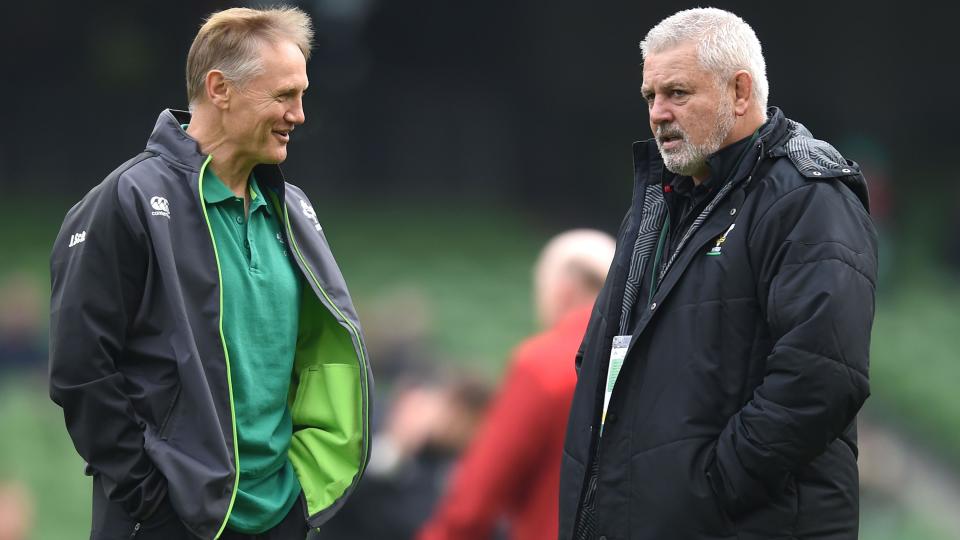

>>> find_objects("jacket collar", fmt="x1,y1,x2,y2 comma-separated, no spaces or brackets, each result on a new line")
144,109,288,199
145,109,207,172
757,107,791,153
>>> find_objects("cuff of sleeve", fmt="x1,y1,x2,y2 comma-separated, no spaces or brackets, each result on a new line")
709,437,784,518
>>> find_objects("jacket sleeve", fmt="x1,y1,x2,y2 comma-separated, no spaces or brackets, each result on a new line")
708,181,877,516
49,179,167,520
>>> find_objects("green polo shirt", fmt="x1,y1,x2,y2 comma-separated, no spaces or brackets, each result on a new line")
201,167,303,533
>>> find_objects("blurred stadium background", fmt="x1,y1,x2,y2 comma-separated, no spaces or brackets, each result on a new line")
1,1,958,538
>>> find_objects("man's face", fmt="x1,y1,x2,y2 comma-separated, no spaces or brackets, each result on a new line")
223,39,308,166
641,42,736,179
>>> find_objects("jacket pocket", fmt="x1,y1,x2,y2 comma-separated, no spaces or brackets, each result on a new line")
708,480,737,535
157,385,182,441
727,473,798,540
628,437,737,539
291,364,360,433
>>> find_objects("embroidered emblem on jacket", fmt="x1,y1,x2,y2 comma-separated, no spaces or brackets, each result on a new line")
707,223,736,256
150,196,170,218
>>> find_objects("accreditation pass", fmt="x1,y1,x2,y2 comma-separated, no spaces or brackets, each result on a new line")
600,335,631,435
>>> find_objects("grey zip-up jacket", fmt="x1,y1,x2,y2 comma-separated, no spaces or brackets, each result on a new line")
49,109,372,540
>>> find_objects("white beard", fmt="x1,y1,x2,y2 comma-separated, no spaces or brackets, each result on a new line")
657,99,736,177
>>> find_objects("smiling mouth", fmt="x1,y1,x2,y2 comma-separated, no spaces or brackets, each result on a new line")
272,130,291,143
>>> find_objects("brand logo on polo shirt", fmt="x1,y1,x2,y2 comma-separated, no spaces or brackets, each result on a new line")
707,223,735,256
150,196,170,219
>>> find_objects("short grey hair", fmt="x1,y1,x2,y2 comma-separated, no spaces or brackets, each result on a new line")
186,6,314,109
640,8,768,113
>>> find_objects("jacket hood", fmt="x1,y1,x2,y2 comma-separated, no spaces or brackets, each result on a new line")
763,107,871,213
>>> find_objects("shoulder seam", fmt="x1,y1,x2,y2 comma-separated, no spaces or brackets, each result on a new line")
108,150,158,238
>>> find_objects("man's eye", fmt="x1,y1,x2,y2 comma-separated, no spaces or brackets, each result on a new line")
671,89,687,98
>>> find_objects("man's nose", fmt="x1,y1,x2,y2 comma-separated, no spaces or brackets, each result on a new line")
286,98,305,126
648,97,673,126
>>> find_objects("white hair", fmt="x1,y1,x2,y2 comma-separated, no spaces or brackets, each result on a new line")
640,8,768,114
534,229,616,327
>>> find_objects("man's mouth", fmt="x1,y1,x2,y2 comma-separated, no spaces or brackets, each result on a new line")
658,131,684,151
272,129,291,143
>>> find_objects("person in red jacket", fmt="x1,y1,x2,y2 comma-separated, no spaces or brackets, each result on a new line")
418,229,616,540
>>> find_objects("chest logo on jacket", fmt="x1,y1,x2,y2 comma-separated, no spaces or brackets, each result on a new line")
150,196,171,219
707,223,736,256
299,198,322,232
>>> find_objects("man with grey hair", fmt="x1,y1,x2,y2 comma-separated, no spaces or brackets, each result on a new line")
560,8,876,540
50,7,371,540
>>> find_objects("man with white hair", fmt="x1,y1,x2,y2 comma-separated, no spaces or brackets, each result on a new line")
560,8,877,540
49,7,371,540
419,229,615,540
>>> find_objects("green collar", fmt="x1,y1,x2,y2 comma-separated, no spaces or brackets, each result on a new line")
183,122,270,214
203,166,270,215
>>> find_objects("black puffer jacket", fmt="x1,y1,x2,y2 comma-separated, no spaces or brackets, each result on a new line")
559,108,877,540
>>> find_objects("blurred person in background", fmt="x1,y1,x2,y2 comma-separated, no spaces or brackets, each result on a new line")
314,373,492,540
0,481,33,540
48,7,371,540
0,273,46,373
357,286,439,433
418,229,616,540
561,8,877,540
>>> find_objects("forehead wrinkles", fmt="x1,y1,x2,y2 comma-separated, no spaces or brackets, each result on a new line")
247,52,307,94
642,45,707,90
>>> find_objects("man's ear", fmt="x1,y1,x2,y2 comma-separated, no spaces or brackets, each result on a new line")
732,70,753,116
205,70,230,110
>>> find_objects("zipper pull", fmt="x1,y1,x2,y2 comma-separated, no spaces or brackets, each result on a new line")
130,522,141,538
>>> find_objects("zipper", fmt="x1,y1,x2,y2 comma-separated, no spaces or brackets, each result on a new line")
572,378,609,538
572,456,601,539
130,522,141,538
299,490,312,531
280,203,371,479
197,155,241,539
